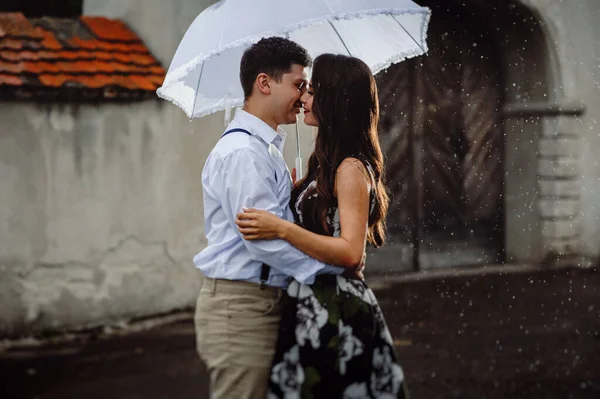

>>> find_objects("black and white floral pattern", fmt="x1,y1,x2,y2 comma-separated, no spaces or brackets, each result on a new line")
372,301,394,346
370,346,405,397
293,284,329,349
338,319,364,375
337,275,376,305
343,382,369,398
294,181,317,226
269,275,408,398
271,345,304,398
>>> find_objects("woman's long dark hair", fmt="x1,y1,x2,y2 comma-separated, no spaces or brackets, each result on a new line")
292,54,389,247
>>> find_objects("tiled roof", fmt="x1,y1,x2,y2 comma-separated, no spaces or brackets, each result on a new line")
0,12,165,101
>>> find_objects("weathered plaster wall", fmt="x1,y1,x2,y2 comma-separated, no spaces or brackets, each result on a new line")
0,100,230,336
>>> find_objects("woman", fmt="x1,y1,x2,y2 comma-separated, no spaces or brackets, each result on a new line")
236,54,407,398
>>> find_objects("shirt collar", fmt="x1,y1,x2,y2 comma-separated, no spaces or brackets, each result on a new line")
233,109,287,151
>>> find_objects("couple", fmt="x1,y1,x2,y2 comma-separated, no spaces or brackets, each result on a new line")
194,37,407,399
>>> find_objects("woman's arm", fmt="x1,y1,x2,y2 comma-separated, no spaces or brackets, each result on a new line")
236,158,370,269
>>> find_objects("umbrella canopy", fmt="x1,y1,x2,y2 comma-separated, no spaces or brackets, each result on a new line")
157,0,430,119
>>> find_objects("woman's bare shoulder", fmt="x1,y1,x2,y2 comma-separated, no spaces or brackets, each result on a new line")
336,157,370,182
334,157,371,197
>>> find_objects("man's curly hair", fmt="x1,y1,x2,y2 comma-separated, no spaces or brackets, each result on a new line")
240,37,312,100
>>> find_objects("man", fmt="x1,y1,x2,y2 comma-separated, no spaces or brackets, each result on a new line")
193,37,346,399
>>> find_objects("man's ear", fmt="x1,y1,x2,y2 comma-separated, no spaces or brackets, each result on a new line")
256,73,271,95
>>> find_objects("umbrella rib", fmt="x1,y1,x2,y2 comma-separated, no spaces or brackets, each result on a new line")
191,61,205,118
391,14,425,53
327,20,352,56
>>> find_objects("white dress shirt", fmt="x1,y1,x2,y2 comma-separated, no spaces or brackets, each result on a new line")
193,109,343,288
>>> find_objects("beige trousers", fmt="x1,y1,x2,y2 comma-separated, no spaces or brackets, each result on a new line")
194,276,284,399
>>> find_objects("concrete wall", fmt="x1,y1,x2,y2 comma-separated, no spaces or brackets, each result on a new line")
0,0,221,338
0,100,229,337
556,0,600,263
520,0,600,264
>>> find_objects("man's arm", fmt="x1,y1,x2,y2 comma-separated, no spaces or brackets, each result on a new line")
217,148,342,283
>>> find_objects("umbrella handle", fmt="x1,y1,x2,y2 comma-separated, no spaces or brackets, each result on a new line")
295,157,303,181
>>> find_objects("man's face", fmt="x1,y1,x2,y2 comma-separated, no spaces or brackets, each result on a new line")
268,64,308,126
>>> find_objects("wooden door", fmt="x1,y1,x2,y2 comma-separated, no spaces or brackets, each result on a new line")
375,6,504,269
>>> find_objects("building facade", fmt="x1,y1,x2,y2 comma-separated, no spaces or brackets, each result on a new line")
1,0,598,337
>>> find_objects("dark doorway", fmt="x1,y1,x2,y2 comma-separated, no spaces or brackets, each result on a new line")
375,4,505,270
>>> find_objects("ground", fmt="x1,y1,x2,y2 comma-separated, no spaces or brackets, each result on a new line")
1,267,599,399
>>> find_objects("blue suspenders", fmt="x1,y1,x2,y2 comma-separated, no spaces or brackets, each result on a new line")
222,128,277,183
222,128,252,137
221,128,271,288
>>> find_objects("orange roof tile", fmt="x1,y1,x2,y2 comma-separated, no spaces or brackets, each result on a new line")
0,50,22,61
114,53,157,65
0,12,164,100
67,36,147,53
36,73,165,91
148,75,165,86
0,73,22,86
80,17,140,42
38,74,67,87
35,27,62,50
0,13,41,39
128,75,159,91
0,38,23,50
0,60,23,74
23,61,63,74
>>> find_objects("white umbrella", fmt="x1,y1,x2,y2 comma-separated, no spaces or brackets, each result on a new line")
157,0,430,177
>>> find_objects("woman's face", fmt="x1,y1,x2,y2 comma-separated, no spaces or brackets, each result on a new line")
300,82,318,127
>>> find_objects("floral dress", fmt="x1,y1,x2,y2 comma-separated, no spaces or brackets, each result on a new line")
267,165,408,399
